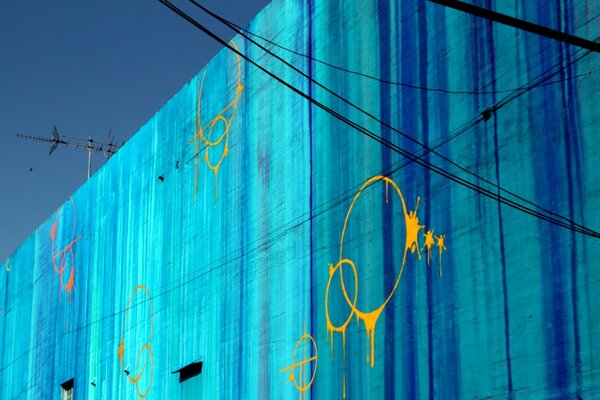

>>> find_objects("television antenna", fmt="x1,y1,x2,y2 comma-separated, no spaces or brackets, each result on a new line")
17,126,122,179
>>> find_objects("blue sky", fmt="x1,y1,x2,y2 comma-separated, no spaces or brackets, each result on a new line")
0,0,270,261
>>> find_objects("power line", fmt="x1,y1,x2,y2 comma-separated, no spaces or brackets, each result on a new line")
204,8,599,95
180,0,600,238
428,0,600,53
196,0,599,237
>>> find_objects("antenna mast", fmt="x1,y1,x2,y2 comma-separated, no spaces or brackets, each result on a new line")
17,126,122,179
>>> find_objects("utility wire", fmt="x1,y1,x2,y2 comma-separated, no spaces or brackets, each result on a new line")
182,0,600,238
160,0,598,238
208,9,599,95
206,0,598,238
428,0,600,53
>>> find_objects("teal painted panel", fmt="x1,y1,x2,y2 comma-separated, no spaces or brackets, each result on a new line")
1,0,599,399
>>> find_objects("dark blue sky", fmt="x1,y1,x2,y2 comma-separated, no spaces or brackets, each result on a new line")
0,0,270,261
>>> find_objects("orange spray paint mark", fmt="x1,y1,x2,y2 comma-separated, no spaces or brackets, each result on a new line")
118,285,155,398
190,39,243,205
325,175,447,397
50,197,82,302
281,325,318,400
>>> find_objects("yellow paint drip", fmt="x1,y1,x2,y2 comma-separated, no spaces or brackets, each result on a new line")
190,39,243,204
423,229,435,266
436,234,447,277
325,175,448,396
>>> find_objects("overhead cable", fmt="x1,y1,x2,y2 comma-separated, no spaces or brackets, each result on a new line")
183,0,600,238
203,6,599,95
159,0,600,239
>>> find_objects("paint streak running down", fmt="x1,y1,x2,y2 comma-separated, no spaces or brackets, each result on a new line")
280,325,318,399
435,234,446,277
118,285,155,398
50,197,82,301
423,229,435,266
190,39,243,205
325,176,446,398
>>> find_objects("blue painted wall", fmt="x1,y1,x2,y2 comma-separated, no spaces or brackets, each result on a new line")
1,0,599,398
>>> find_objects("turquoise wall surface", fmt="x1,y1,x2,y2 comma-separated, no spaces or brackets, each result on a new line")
1,0,600,398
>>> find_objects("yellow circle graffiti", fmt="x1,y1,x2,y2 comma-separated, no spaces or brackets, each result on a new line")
190,39,243,203
325,175,416,370
281,328,319,400
118,285,155,398
324,258,358,335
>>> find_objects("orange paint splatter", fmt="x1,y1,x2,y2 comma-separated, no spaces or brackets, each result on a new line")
50,197,81,301
118,285,155,398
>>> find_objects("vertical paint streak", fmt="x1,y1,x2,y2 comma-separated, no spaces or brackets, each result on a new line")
377,1,398,399
483,3,513,395
559,2,582,395
535,4,569,396
307,1,316,397
413,2,434,398
258,92,272,400
237,45,254,400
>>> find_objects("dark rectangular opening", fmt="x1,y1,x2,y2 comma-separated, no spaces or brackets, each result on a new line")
61,379,74,390
173,362,203,383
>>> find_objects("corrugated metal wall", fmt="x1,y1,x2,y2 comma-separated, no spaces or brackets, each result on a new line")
1,0,599,398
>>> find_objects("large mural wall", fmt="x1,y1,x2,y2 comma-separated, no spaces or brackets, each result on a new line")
1,0,599,398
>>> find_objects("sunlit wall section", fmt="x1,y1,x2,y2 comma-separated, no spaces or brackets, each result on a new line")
1,0,599,399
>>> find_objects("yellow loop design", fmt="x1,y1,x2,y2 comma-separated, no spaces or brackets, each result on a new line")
281,326,319,400
118,285,155,398
325,175,448,397
190,39,243,204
